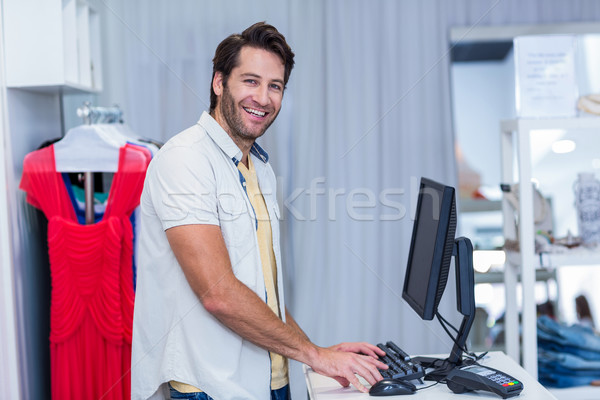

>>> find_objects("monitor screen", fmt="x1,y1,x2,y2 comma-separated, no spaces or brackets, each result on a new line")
402,177,456,321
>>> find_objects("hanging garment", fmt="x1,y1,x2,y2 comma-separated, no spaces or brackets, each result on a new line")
20,143,150,400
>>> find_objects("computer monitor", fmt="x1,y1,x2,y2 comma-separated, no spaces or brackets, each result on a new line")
402,177,475,380
402,178,457,321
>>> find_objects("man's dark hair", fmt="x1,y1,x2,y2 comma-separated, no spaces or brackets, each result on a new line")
209,22,295,113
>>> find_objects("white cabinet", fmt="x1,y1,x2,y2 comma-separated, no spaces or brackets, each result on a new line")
500,117,600,379
3,0,102,93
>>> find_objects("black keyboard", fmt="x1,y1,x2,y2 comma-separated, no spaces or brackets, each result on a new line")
376,341,425,381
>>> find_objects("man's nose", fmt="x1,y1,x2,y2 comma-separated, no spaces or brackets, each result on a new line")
253,85,269,106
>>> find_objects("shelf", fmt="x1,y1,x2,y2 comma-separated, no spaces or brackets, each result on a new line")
501,116,600,132
475,269,556,284
540,249,600,267
549,386,600,400
7,83,101,96
505,249,600,269
459,199,502,213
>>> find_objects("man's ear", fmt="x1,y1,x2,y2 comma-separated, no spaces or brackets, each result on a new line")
212,72,224,96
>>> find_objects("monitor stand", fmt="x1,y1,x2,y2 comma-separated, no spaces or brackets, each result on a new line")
411,355,476,382
413,237,475,382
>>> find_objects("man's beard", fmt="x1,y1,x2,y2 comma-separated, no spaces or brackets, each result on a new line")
220,84,279,141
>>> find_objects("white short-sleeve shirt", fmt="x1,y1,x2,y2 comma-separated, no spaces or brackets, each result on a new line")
131,112,285,400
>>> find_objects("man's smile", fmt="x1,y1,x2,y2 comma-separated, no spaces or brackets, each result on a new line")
243,106,268,118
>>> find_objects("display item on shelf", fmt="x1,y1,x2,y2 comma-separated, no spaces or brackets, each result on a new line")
577,94,600,116
575,295,595,330
554,230,583,249
501,183,553,242
574,172,600,244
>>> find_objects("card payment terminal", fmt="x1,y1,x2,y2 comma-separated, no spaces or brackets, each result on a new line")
446,364,523,398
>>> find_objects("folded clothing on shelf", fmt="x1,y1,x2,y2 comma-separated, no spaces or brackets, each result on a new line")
537,315,600,388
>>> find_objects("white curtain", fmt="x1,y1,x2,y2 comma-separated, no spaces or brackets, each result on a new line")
98,1,600,398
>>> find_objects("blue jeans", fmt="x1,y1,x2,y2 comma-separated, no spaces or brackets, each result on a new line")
169,384,291,400
538,371,600,388
537,315,600,353
539,339,600,361
538,349,600,387
539,349,600,374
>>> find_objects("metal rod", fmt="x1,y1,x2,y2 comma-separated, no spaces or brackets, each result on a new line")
77,102,122,224
76,103,122,124
84,172,94,224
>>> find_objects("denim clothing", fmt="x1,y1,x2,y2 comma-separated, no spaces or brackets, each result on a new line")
537,315,600,352
539,339,600,361
169,385,212,400
539,364,600,377
270,385,291,400
169,384,291,400
538,372,600,388
537,316,600,388
539,350,600,374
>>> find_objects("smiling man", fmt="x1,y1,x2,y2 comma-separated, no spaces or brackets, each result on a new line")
131,22,386,400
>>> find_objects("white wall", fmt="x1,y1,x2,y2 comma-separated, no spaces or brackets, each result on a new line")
0,5,21,394
5,89,62,400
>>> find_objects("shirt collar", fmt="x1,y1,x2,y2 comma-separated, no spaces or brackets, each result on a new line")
250,142,269,163
198,111,269,164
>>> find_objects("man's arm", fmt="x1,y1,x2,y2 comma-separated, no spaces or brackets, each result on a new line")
166,224,386,392
285,308,388,389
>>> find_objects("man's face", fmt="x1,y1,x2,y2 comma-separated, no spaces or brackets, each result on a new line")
213,46,285,142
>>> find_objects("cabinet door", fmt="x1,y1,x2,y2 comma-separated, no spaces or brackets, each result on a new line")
3,0,102,93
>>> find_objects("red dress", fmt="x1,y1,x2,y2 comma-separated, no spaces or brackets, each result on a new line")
20,144,150,400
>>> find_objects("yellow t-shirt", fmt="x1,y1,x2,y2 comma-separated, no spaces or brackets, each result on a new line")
238,157,289,390
171,156,288,393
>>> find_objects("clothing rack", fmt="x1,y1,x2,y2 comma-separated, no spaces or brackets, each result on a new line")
77,102,123,125
76,103,124,224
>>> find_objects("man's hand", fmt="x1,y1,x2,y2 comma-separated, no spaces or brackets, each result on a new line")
308,343,387,393
328,342,386,360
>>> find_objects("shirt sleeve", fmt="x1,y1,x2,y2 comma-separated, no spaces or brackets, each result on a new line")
146,145,220,230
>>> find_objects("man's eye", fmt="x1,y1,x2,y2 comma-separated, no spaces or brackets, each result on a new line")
245,79,257,85
270,84,282,91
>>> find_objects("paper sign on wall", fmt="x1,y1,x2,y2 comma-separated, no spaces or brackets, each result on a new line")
514,35,578,118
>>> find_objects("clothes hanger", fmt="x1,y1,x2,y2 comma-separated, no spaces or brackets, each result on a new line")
53,104,129,173
53,124,126,173
53,104,129,223
101,123,160,155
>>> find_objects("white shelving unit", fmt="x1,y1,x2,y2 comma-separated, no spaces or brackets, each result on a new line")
3,0,102,93
500,117,600,381
549,385,600,400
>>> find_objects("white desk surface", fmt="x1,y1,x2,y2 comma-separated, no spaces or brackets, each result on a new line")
303,351,557,400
